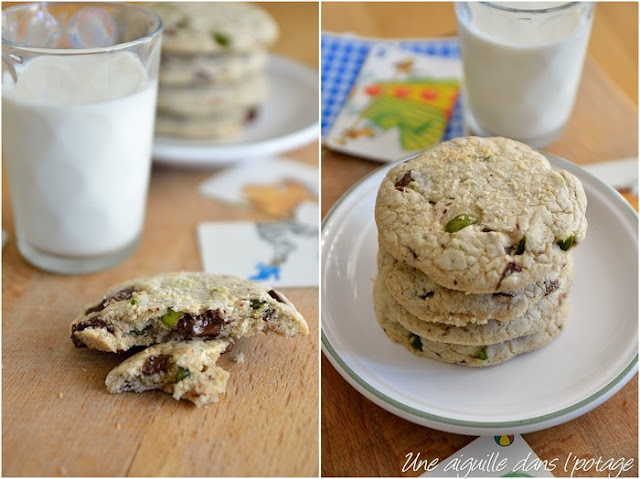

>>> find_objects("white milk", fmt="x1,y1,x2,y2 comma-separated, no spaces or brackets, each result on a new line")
457,2,593,146
3,52,157,257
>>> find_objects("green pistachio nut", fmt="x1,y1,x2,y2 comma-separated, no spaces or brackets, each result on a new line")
250,299,265,310
445,214,478,233
409,333,422,352
212,32,230,46
557,235,575,251
176,367,190,383
161,308,183,328
477,347,488,361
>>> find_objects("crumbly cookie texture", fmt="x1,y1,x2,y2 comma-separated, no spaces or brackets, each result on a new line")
374,275,570,346
157,74,267,116
374,289,568,367
149,2,279,54
378,246,573,325
375,137,588,293
159,50,268,86
70,272,308,353
106,339,232,407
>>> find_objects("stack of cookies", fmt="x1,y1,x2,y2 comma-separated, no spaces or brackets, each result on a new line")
149,2,278,139
374,137,588,367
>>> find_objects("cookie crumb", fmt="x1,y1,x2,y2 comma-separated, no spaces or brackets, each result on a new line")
233,352,245,364
57,392,64,399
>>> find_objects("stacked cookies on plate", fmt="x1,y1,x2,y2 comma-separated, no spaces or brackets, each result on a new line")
374,137,588,367
149,2,278,139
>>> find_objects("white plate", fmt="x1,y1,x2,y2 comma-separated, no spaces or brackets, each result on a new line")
153,54,319,167
321,153,638,436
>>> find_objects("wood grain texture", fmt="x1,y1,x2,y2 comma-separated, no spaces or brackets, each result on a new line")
321,3,638,476
2,3,319,477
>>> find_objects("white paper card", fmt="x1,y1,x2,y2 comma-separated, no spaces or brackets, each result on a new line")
197,220,318,288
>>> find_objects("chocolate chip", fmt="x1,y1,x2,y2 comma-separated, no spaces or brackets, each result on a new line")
195,70,213,82
142,354,171,375
504,245,514,255
482,228,495,233
85,287,134,315
497,262,522,288
175,309,225,337
428,200,436,205
71,317,115,348
72,317,115,335
408,247,418,259
544,279,560,296
245,108,258,123
419,291,434,300
268,289,286,304
223,342,234,354
493,291,515,298
395,171,414,190
263,307,275,321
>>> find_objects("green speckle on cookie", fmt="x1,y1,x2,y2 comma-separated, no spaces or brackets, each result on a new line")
250,299,265,310
161,308,183,328
445,214,478,233
212,32,230,46
409,333,422,352
130,298,138,305
557,235,574,251
176,367,190,383
515,236,526,255
476,347,488,361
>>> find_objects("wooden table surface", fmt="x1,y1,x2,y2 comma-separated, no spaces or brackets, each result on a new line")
321,3,638,477
2,3,319,477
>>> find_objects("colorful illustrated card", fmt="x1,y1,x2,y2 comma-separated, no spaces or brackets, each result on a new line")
325,43,462,162
197,217,318,288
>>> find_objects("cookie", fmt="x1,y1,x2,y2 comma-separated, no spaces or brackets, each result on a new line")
378,246,573,325
70,273,308,353
157,74,267,116
106,339,232,407
374,276,570,346
149,2,278,55
374,288,568,367
155,108,255,139
159,50,268,86
375,137,588,293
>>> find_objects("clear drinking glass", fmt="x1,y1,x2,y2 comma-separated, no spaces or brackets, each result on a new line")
455,2,594,147
2,3,162,274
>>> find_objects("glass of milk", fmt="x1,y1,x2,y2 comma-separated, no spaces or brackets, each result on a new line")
2,3,162,274
456,2,594,147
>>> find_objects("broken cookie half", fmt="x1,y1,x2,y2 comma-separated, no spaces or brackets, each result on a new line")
71,272,308,353
106,339,232,407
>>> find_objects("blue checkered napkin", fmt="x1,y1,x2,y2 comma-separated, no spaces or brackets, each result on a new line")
321,32,463,139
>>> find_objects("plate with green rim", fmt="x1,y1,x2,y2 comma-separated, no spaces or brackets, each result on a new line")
321,152,638,435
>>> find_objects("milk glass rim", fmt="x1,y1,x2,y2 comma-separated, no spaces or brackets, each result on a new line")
479,2,591,14
1,2,162,55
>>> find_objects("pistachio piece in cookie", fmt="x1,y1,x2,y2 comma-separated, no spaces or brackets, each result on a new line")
70,273,308,353
105,340,232,407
